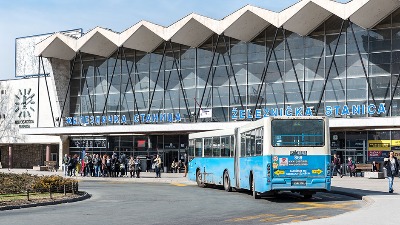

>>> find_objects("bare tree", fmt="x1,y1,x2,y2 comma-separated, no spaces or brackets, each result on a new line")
0,82,24,143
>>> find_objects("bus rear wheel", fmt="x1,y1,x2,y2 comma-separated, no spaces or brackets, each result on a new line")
223,171,232,192
196,170,205,188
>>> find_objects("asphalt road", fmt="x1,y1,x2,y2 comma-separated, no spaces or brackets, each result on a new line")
0,180,364,225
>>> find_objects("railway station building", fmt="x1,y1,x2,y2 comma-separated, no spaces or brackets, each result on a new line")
1,0,400,169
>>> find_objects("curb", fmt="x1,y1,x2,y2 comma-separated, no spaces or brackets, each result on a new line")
330,188,374,205
0,191,91,211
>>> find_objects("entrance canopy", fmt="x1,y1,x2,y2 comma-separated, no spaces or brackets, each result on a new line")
19,122,248,136
19,117,400,136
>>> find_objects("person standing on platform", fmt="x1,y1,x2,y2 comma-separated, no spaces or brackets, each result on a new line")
134,156,141,178
63,154,69,177
128,156,135,178
154,154,162,178
384,151,399,193
347,157,356,177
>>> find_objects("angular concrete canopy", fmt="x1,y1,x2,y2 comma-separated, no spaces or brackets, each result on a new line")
166,14,220,47
349,0,400,28
281,1,332,36
34,0,400,59
312,0,369,20
120,21,165,53
77,27,119,57
223,5,277,42
35,33,77,60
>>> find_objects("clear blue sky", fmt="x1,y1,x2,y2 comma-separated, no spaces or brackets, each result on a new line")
0,0,350,80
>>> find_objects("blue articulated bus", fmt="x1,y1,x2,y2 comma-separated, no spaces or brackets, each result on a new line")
188,116,331,199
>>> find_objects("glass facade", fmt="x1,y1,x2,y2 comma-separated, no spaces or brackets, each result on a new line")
62,11,400,167
69,134,188,169
68,11,400,124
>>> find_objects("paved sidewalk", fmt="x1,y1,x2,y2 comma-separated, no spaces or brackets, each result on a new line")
280,175,400,225
2,169,399,224
0,168,197,185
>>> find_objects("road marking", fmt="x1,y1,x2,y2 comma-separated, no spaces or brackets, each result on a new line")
170,183,187,187
225,214,274,222
259,214,307,222
226,214,308,223
287,202,357,211
291,215,331,222
226,213,335,223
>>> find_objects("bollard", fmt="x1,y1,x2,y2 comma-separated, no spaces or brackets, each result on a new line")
64,184,66,196
27,190,30,201
72,182,75,194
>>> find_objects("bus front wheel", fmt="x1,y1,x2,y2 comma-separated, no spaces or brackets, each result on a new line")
196,170,205,188
223,171,232,192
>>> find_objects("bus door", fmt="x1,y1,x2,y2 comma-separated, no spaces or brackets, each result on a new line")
234,128,240,188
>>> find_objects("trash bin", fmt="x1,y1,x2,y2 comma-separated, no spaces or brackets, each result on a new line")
164,166,168,173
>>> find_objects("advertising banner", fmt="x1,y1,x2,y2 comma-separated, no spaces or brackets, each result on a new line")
367,140,400,161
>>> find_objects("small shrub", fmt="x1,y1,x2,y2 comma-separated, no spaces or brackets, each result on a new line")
0,173,77,194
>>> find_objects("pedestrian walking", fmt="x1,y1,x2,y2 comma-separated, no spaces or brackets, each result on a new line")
331,153,343,178
384,151,399,193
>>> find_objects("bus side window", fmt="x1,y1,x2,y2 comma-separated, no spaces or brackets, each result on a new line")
221,136,230,157
230,135,234,157
256,127,263,155
212,137,221,157
204,138,212,157
195,139,202,157
241,133,246,157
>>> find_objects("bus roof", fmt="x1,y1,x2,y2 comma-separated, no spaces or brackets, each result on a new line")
189,128,235,139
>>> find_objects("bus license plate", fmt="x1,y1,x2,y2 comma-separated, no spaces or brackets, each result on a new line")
291,181,306,186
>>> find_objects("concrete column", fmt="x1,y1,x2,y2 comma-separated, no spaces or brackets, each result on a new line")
8,146,12,169
59,135,69,167
46,145,51,161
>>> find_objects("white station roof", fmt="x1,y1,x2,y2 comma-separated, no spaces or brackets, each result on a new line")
35,0,400,60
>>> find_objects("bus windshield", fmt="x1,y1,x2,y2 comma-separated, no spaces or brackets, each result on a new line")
271,119,324,147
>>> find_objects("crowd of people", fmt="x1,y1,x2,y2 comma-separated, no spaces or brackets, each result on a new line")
62,153,172,178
